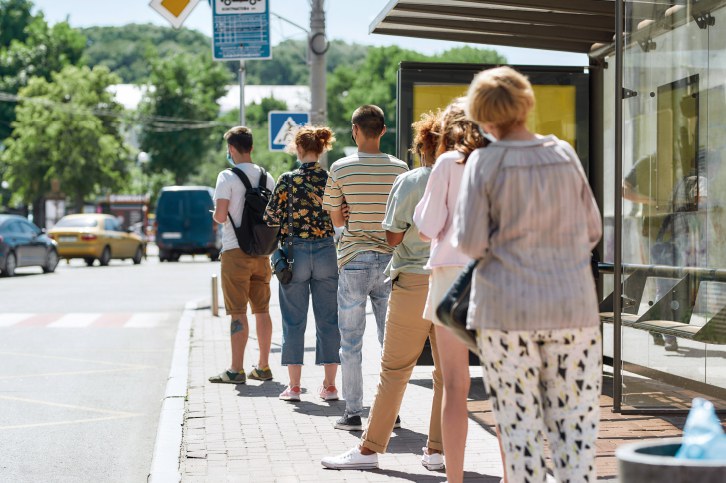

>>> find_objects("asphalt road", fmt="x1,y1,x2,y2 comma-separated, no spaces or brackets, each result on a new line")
0,251,221,482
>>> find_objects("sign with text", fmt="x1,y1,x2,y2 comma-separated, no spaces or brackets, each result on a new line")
149,0,200,29
212,0,270,61
268,111,310,152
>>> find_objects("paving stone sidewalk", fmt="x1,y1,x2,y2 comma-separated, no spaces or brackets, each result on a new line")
180,279,504,482
178,279,704,482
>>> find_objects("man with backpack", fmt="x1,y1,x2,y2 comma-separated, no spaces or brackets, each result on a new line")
209,126,276,384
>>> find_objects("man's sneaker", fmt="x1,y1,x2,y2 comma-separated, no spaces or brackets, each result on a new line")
321,446,378,470
208,370,246,384
319,384,339,401
279,385,301,401
248,366,273,381
394,415,401,429
421,447,445,470
334,412,363,431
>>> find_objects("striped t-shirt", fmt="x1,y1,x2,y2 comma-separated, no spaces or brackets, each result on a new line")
323,152,409,267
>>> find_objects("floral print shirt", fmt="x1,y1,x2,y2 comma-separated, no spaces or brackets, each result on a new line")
264,162,335,239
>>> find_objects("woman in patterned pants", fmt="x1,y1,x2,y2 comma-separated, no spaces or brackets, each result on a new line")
454,66,603,483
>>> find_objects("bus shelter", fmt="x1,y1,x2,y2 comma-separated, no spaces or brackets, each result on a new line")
372,0,726,413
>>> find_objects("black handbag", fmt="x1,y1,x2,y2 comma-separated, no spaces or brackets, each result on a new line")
271,176,294,284
435,260,481,356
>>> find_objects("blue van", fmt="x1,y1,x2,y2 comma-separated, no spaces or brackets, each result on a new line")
154,186,222,262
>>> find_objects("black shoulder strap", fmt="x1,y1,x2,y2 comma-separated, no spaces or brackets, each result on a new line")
228,167,252,191
258,167,268,188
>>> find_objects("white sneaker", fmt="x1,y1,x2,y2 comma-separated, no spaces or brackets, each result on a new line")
321,446,378,470
421,447,445,470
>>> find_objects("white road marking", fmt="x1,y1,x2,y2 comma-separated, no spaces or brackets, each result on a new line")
47,313,102,328
0,313,33,327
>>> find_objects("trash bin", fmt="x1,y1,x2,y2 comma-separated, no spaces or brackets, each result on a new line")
617,437,726,483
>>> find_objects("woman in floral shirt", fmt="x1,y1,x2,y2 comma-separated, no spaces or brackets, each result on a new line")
264,126,340,402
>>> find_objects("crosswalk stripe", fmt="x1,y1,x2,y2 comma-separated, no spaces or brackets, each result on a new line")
0,313,171,328
124,313,163,328
0,313,34,327
47,313,102,328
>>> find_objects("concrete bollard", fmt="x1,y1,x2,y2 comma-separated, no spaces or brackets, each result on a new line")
211,274,219,317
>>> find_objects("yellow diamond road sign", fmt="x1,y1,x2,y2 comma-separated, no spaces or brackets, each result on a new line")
149,0,201,29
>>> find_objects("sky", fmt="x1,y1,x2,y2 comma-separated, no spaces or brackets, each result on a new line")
31,0,588,67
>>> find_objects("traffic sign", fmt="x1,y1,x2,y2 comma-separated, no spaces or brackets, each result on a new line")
149,0,201,29
268,111,310,152
212,0,271,61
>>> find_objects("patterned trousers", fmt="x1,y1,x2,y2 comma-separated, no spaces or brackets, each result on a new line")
477,327,602,483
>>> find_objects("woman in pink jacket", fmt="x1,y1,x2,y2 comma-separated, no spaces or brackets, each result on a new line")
413,99,489,483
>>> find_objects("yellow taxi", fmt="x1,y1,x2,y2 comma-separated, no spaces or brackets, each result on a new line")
48,214,145,266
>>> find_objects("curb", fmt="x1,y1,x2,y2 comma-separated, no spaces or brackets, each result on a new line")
147,300,197,483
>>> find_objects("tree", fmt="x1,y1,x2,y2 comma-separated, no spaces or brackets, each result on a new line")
0,0,35,48
326,44,507,159
81,24,213,84
0,3,86,139
188,97,294,188
1,65,128,215
138,53,232,185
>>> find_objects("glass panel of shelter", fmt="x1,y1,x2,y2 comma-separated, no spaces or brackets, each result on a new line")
611,1,726,411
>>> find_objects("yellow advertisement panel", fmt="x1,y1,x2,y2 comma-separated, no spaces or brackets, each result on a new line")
411,84,577,165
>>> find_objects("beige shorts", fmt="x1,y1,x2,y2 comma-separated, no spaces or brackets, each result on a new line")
220,248,271,316
423,266,466,325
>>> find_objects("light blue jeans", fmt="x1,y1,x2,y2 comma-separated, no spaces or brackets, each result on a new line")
337,250,392,416
279,237,340,365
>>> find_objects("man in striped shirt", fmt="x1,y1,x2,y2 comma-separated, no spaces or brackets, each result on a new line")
323,105,408,430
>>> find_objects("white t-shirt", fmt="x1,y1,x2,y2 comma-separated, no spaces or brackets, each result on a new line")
214,163,276,252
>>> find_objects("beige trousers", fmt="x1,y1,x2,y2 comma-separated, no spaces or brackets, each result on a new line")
361,272,444,453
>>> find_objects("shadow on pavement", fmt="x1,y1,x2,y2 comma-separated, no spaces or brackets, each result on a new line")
287,399,347,418
321,467,497,482
234,380,288,397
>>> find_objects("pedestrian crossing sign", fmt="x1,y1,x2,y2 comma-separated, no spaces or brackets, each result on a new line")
268,111,310,152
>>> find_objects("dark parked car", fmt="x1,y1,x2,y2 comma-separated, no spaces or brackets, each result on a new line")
0,214,59,277
154,186,222,262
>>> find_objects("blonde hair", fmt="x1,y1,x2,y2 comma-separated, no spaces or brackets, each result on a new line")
410,110,441,166
437,98,487,163
466,66,535,133
285,125,335,156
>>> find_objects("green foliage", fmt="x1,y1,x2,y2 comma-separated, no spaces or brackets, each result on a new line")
327,45,425,156
429,45,506,65
326,44,507,158
1,65,128,208
81,24,212,84
79,28,370,86
244,39,369,86
0,4,86,139
244,39,308,85
138,53,232,185
188,99,295,188
0,0,35,48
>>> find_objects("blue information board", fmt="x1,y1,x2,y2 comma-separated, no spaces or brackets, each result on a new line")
212,0,270,61
268,111,310,152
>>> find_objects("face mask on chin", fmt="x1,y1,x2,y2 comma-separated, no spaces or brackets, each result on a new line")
226,151,235,167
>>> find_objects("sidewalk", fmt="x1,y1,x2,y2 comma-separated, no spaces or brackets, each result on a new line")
179,280,504,482
176,279,690,482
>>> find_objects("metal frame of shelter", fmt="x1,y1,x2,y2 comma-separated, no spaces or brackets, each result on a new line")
370,0,726,414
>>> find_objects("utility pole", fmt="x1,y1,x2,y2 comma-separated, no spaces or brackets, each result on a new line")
239,60,246,126
309,0,328,166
